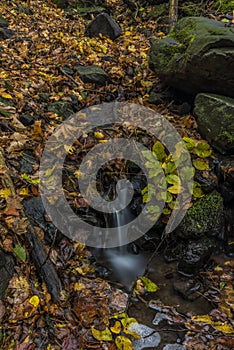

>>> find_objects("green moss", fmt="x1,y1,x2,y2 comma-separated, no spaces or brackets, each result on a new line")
211,0,234,12
148,3,169,19
177,193,224,238
169,19,196,47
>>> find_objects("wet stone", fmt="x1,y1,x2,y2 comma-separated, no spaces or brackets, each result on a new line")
173,278,202,301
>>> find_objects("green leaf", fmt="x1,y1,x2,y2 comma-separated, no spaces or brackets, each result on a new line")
146,205,161,214
166,174,180,185
193,158,209,170
13,245,26,262
180,166,195,180
164,161,177,174
149,166,162,178
140,276,159,292
152,141,166,161
194,141,212,158
21,173,40,184
162,207,171,215
182,137,195,151
91,326,112,341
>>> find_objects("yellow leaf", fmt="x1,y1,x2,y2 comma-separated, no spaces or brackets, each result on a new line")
55,323,67,328
74,170,85,179
0,92,12,99
167,184,182,194
140,276,159,292
0,188,12,199
124,31,131,36
121,317,138,329
110,320,122,334
115,335,134,350
192,315,212,323
214,322,234,334
19,187,29,196
94,131,105,139
15,92,24,99
29,295,40,308
64,145,75,154
74,282,85,291
91,326,112,341
141,80,153,88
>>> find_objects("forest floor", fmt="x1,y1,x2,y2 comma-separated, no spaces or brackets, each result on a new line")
0,0,233,349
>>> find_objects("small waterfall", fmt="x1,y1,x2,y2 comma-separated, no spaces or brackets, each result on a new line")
94,180,148,289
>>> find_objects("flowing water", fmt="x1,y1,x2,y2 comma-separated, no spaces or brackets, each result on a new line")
92,180,148,289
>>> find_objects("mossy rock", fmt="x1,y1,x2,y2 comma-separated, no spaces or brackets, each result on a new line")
175,193,225,240
47,101,74,120
0,14,8,28
194,93,234,154
149,17,234,97
75,65,111,85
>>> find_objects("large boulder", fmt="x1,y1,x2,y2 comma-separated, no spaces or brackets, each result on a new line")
149,17,234,98
85,13,122,40
194,93,234,154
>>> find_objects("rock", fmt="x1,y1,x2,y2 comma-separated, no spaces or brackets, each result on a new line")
75,65,111,85
19,114,40,126
85,13,122,40
47,101,74,120
0,14,8,27
0,14,14,39
0,249,14,300
175,193,225,240
0,27,14,40
194,93,234,154
177,237,218,276
163,345,186,350
173,278,202,300
149,17,234,98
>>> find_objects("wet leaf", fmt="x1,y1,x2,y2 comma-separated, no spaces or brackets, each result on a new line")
94,131,105,139
183,136,195,151
91,326,112,341
0,188,12,198
29,295,40,308
21,173,40,184
194,141,212,158
13,245,26,262
115,335,134,350
167,184,182,194
140,276,159,292
152,141,166,161
166,174,181,185
193,158,209,170
110,320,122,334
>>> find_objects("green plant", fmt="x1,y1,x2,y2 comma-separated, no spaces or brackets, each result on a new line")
141,137,212,220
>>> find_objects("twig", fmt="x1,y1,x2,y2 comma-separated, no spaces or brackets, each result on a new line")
0,148,62,301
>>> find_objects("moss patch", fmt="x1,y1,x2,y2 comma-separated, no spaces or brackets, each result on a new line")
176,193,224,239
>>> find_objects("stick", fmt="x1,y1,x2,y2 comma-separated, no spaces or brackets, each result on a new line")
0,148,62,301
